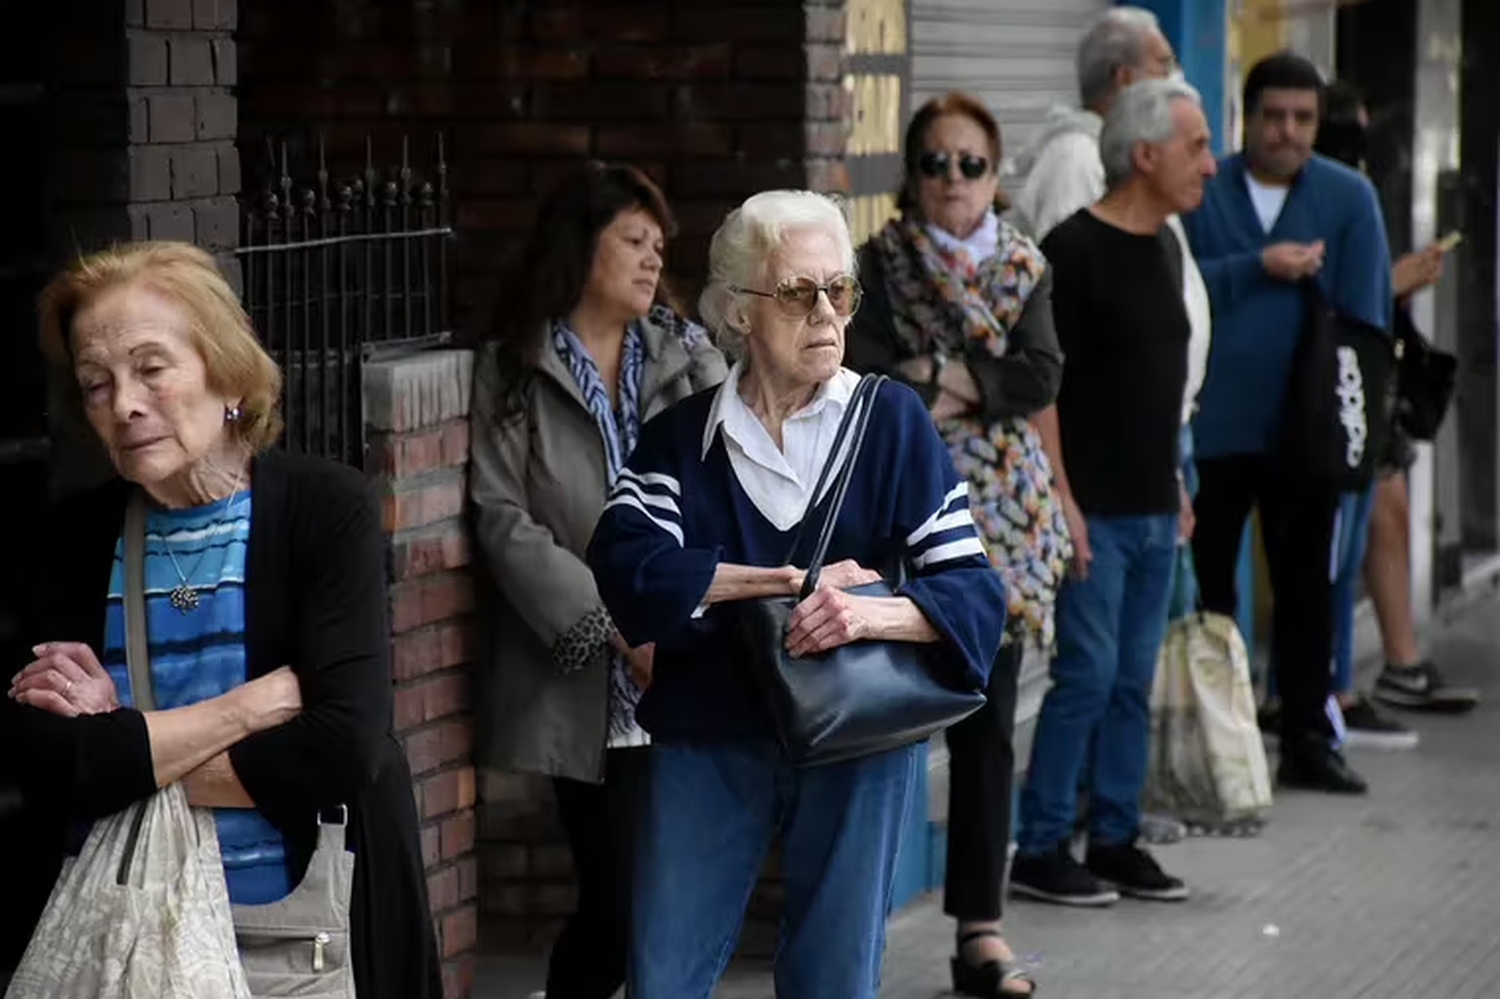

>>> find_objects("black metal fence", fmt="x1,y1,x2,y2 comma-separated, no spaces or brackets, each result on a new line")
237,135,452,466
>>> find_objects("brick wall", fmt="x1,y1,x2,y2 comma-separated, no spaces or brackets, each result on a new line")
363,351,479,999
44,0,242,497
237,0,850,335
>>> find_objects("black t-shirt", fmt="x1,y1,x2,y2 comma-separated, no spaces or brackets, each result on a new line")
1042,208,1189,516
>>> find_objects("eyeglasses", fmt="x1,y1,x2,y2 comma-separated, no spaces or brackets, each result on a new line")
917,151,990,181
731,274,863,318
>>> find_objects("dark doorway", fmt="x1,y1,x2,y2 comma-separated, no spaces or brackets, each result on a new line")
0,5,54,669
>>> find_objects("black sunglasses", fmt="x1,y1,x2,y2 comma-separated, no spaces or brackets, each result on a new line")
917,151,990,181
731,275,863,318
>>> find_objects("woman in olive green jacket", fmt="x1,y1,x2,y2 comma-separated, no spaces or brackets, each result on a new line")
468,163,725,999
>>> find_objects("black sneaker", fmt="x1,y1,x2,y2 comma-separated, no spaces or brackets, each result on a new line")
1010,841,1120,907
1277,737,1368,794
1340,694,1419,750
1085,842,1189,902
1374,662,1480,714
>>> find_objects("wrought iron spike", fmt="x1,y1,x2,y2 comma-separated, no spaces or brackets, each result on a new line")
400,135,412,205
364,135,377,207
317,132,331,210
278,142,292,221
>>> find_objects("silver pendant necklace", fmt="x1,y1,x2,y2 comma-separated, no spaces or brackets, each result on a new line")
163,469,244,614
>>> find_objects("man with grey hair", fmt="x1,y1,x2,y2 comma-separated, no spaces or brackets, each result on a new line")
1011,79,1217,907
1014,6,1174,240
1016,6,1211,439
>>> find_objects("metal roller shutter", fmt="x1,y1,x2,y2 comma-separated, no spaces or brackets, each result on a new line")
911,0,1111,193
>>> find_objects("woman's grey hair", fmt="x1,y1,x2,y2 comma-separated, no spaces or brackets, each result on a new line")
698,190,856,357
1100,78,1202,188
1077,6,1161,110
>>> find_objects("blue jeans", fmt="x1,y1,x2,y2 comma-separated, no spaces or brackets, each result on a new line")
1170,424,1200,618
630,741,919,999
1019,513,1178,854
1331,487,1376,693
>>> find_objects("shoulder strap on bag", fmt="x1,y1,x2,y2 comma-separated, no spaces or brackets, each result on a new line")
123,489,156,712
796,374,888,598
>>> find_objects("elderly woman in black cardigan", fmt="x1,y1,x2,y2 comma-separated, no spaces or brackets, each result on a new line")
0,242,440,997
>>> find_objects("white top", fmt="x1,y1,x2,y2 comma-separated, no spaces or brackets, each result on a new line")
1166,215,1213,426
701,363,860,532
1245,174,1291,233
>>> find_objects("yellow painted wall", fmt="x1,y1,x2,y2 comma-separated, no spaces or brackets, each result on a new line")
843,0,909,244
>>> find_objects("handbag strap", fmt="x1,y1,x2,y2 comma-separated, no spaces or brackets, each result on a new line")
780,374,874,565
123,489,157,712
796,374,888,599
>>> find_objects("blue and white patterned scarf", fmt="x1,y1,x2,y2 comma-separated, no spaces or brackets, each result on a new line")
551,317,648,744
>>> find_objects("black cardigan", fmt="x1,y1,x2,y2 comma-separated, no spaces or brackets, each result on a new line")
0,450,441,998
847,240,1064,420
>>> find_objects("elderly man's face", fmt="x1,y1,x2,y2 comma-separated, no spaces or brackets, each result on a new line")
1141,98,1217,214
743,227,851,391
1113,28,1178,98
70,283,236,493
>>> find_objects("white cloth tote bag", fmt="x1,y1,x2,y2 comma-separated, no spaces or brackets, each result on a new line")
4,783,253,999
1144,604,1274,831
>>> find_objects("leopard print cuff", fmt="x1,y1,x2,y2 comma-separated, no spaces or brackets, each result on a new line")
553,605,614,673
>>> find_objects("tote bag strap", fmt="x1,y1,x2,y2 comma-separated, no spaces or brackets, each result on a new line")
123,489,156,713
796,374,888,599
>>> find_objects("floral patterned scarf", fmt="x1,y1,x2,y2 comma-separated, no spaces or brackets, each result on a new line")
872,216,1071,648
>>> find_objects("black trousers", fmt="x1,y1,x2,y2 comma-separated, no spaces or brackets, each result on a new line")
1191,454,1339,746
546,746,650,999
944,640,1024,922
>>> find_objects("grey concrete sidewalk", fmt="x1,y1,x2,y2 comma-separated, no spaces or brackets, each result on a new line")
476,595,1500,999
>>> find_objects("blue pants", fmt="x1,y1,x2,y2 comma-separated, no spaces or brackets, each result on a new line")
630,741,919,999
1170,424,1200,618
1331,487,1377,693
1019,514,1178,854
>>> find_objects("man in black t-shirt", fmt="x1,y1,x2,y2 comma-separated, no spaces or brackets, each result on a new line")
1013,78,1216,908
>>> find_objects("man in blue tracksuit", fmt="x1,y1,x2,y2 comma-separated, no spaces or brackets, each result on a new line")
1182,52,1391,795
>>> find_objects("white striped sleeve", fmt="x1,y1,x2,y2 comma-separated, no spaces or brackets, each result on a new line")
601,491,684,546
904,481,988,570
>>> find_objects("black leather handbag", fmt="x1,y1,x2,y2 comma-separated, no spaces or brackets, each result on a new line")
736,374,987,767
1392,304,1457,441
1283,280,1395,492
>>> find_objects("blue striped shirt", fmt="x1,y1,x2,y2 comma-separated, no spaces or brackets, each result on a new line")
103,490,290,905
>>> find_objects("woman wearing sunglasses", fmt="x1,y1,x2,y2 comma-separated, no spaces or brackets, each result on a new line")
847,92,1068,999
587,189,1005,998
468,162,726,999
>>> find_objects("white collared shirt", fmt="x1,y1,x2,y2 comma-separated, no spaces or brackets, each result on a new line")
701,363,861,531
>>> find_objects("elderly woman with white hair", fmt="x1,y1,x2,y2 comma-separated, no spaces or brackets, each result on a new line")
587,190,1005,998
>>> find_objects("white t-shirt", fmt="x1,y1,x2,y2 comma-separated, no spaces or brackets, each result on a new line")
1245,174,1291,233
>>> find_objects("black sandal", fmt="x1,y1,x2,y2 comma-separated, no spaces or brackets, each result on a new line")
951,928,1038,998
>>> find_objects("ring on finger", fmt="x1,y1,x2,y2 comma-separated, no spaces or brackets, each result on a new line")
64,679,74,697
